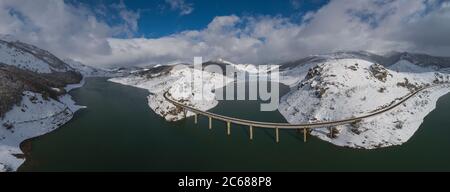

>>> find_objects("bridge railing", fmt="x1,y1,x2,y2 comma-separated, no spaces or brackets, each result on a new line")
163,83,448,143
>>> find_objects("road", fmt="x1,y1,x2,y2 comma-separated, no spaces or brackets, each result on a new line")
164,83,448,129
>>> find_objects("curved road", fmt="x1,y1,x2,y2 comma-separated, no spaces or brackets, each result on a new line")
164,83,448,129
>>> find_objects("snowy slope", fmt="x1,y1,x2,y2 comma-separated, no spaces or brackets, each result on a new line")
278,62,317,87
0,38,84,171
63,58,118,77
110,59,277,121
110,53,450,149
0,40,72,73
213,58,279,74
110,64,233,121
0,83,85,172
277,51,450,86
278,58,450,149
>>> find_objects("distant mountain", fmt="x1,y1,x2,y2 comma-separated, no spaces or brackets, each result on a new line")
279,51,450,71
384,51,450,69
63,58,117,77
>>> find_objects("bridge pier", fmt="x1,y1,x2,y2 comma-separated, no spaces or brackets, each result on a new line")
275,128,279,143
303,128,307,143
209,117,212,129
249,126,253,140
194,113,198,124
163,85,442,145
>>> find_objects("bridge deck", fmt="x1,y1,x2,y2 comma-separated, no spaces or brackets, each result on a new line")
164,84,446,129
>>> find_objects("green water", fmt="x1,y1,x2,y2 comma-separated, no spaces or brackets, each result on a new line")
18,77,450,171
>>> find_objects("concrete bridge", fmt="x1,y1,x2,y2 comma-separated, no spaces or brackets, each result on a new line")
163,83,447,143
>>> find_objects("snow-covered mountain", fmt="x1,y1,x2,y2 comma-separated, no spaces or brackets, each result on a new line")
277,51,450,87
384,51,450,69
109,52,450,150
207,58,278,74
0,39,75,73
0,39,86,172
110,63,233,121
111,51,450,149
109,58,282,121
278,52,450,149
63,58,118,77
278,51,450,73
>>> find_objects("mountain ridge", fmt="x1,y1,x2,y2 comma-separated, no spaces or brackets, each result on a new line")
278,51,450,71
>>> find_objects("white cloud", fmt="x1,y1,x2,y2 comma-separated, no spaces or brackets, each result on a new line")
1,0,450,67
165,0,194,15
89,0,450,67
0,0,138,61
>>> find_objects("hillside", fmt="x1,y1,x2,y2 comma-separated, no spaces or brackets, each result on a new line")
110,64,233,121
63,58,118,77
0,39,84,172
108,52,450,149
278,58,450,149
277,51,450,87
0,40,74,73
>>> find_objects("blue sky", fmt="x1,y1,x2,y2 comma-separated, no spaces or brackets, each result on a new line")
69,0,328,38
1,0,449,67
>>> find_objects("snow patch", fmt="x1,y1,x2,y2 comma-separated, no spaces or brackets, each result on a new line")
63,58,118,77
279,58,450,149
0,88,84,172
110,65,233,121
0,41,53,73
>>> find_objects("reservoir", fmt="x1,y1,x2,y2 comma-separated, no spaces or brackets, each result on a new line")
19,77,450,171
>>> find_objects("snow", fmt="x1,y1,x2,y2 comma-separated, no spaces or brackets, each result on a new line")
388,60,436,73
0,86,85,172
278,58,450,149
210,58,279,74
228,61,305,87
63,58,117,77
0,37,90,171
65,78,86,92
110,57,450,149
109,57,450,149
109,65,233,121
312,85,450,149
232,64,259,73
279,63,317,87
0,38,119,77
0,41,53,73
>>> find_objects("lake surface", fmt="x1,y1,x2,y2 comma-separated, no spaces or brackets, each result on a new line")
19,77,450,171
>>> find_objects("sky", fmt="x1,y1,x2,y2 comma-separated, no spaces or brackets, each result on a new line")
0,0,449,67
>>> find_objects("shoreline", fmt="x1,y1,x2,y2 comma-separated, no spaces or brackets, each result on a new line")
0,79,86,172
281,86,450,149
13,77,450,171
17,107,84,171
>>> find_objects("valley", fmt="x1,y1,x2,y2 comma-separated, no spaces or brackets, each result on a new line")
17,77,450,172
1,38,450,171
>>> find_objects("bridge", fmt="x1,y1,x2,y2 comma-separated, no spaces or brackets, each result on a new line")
163,83,448,143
